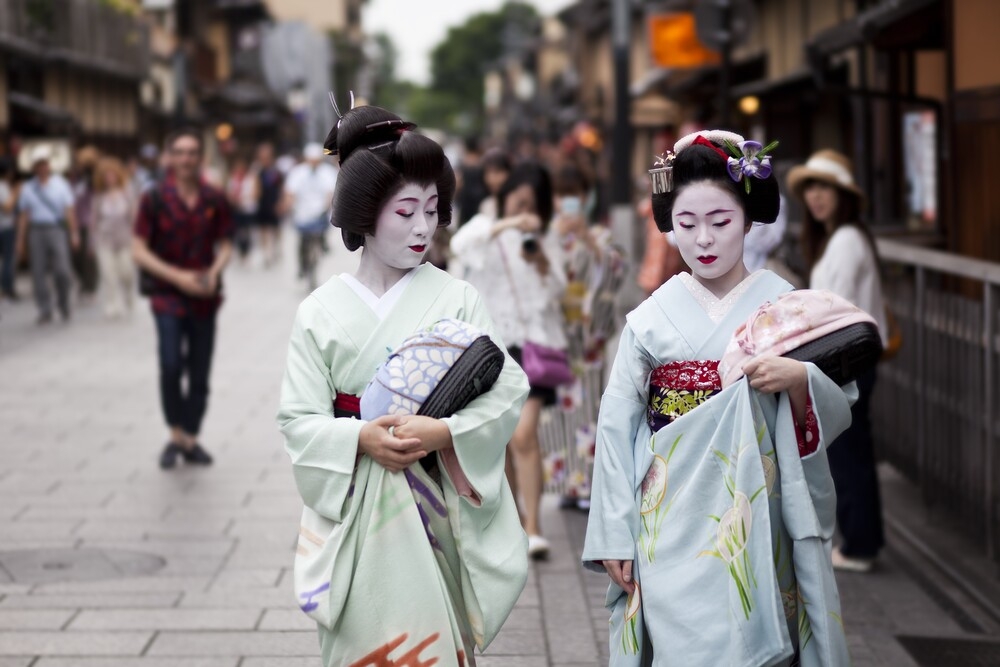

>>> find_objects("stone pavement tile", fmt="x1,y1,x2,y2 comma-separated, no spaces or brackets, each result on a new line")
499,606,542,631
146,630,318,656
0,610,74,630
78,539,234,557
240,659,322,667
35,659,238,667
476,657,547,667
228,520,298,538
75,518,234,541
18,504,167,521
0,659,33,667
481,627,547,656
70,608,261,630
258,609,317,631
0,630,152,656
0,521,82,542
0,593,181,609
211,568,284,589
33,574,212,595
179,587,297,609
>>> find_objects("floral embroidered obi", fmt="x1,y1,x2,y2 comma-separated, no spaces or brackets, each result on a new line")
647,359,820,457
647,360,722,433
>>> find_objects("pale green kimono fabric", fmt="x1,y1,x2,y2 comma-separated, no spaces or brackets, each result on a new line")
584,271,854,666
277,264,529,667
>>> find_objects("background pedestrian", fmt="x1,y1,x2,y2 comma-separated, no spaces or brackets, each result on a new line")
0,160,19,302
789,148,888,572
132,127,234,469
15,145,80,325
253,142,283,267
451,161,569,559
91,156,137,319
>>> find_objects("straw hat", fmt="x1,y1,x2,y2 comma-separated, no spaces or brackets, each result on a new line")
786,149,866,207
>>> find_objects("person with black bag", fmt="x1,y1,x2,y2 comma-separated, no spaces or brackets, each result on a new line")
132,128,234,470
15,145,80,325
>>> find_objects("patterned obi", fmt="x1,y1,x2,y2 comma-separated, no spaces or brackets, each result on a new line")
647,360,820,456
647,360,722,433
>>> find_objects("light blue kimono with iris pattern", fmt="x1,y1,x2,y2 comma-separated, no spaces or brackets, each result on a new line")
584,271,855,666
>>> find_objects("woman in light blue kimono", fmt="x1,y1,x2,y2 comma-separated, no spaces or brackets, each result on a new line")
584,131,854,666
277,105,529,667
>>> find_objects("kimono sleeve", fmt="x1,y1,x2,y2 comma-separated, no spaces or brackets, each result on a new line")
582,323,650,571
276,298,365,522
440,283,530,508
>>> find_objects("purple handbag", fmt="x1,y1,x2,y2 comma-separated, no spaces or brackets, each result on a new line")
521,341,574,388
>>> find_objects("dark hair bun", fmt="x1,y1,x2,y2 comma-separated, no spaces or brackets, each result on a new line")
327,105,454,251
323,105,416,166
651,142,780,232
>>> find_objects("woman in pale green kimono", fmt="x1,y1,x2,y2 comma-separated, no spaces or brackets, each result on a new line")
584,131,855,666
277,105,529,667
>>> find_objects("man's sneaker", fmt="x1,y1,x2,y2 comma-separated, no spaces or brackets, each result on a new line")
159,442,183,469
37,312,53,326
182,443,214,466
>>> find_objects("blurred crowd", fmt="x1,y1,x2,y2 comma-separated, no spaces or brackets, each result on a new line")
0,137,345,325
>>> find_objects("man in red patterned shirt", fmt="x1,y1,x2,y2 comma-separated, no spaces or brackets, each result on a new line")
132,128,234,469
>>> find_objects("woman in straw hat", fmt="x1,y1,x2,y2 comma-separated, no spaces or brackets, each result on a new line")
788,149,886,573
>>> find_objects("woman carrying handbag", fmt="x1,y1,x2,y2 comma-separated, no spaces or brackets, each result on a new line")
451,162,571,559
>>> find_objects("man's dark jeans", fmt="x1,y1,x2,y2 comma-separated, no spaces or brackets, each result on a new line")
154,312,217,436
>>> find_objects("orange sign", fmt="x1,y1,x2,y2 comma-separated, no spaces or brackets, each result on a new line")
649,13,721,69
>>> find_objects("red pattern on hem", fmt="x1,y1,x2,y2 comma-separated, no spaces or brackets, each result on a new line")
795,395,820,457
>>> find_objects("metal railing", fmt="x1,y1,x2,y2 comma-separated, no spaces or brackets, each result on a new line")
873,238,1000,562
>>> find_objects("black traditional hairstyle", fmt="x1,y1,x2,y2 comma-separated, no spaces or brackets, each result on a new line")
324,105,455,251
496,162,554,231
651,140,780,232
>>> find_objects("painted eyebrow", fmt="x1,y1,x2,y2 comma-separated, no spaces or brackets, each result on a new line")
395,195,439,204
674,208,734,216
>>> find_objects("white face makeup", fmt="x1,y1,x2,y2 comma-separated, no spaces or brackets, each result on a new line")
671,181,749,293
364,182,438,271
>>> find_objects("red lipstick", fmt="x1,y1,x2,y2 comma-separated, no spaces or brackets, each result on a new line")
697,256,717,265
409,245,427,253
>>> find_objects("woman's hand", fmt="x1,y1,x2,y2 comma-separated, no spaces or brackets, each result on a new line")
743,356,807,395
603,559,635,595
358,415,427,472
392,415,453,453
744,356,810,427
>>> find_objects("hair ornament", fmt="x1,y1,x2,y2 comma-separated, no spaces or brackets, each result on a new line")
648,151,675,194
722,139,779,194
674,129,745,153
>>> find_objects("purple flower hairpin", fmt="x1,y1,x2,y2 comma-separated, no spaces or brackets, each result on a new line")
722,139,779,194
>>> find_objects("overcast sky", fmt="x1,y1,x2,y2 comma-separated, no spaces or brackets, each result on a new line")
363,0,575,85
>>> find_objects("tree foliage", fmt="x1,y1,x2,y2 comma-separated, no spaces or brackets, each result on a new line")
427,1,540,131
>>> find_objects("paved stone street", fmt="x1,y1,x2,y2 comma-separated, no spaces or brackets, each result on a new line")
0,233,997,666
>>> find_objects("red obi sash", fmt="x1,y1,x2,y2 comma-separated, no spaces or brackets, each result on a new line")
334,393,361,419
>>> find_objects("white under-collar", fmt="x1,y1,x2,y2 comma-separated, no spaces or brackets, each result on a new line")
340,268,417,320
679,270,763,324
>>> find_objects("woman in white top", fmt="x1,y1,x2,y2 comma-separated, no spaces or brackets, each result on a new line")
451,162,568,559
788,149,886,572
91,157,138,319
